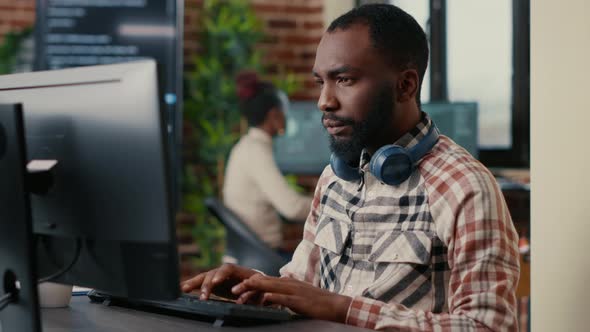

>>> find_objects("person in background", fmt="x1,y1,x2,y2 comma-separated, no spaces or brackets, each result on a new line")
185,4,519,331
222,71,312,258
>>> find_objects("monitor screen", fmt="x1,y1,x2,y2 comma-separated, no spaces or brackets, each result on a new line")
273,101,331,175
35,0,183,208
422,102,479,158
273,101,479,174
0,60,179,300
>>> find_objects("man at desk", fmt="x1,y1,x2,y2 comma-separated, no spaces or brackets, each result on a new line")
184,4,520,331
223,71,312,256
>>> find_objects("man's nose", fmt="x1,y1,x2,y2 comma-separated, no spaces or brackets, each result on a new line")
317,84,339,112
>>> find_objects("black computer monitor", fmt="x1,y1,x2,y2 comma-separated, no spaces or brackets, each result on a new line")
0,104,42,332
0,60,179,302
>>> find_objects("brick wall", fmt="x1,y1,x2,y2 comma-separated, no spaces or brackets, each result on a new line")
251,0,323,100
0,0,35,40
184,0,324,100
0,0,322,99
183,0,202,64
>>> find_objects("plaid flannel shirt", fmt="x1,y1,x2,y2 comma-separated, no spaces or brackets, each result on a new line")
280,115,520,331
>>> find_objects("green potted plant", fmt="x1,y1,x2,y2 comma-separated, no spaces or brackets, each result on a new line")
180,0,301,271
0,27,33,75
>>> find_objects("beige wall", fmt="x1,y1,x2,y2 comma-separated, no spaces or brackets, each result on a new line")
323,0,354,27
531,0,590,331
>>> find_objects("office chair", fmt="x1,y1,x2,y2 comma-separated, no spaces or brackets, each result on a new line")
204,197,289,276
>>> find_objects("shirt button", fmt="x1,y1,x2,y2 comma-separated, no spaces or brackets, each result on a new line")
346,285,354,293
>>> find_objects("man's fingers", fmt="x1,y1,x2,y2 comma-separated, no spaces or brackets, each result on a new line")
181,273,206,293
212,263,235,283
181,264,260,299
200,264,244,300
240,276,295,294
235,290,260,305
231,273,263,294
200,270,218,300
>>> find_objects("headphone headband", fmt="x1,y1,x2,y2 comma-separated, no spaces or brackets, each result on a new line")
330,122,439,186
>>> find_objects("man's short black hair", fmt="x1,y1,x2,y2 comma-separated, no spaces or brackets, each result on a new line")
328,4,429,103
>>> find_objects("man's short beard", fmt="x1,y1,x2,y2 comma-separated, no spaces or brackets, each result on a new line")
327,84,394,164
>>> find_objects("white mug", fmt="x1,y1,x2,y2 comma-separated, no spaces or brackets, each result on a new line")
38,282,73,308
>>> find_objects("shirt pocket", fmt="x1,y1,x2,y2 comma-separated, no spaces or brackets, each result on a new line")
363,230,433,304
313,214,350,254
313,214,352,292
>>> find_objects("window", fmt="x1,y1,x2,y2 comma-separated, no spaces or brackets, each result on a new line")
389,0,529,167
447,0,512,149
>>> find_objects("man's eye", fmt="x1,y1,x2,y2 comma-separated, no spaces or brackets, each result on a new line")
337,77,353,84
314,79,324,86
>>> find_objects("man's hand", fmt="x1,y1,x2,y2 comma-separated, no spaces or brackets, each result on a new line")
180,263,260,301
233,274,353,323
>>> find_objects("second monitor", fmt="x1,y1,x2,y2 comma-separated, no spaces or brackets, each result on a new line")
273,101,479,175
273,101,331,175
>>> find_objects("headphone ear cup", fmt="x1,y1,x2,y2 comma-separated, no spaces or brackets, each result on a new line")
370,145,413,185
330,153,361,181
331,123,440,185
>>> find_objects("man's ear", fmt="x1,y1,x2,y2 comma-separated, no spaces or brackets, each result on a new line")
396,69,419,103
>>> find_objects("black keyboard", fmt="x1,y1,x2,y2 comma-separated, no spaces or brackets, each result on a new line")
87,290,292,326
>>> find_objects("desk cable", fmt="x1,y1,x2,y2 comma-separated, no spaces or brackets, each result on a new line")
0,238,82,312
38,238,82,284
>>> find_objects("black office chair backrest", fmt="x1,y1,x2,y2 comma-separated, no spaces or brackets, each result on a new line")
204,197,288,276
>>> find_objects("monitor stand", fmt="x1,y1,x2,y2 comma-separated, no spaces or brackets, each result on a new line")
0,104,42,332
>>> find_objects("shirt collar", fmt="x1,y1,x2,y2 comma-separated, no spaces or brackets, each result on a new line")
358,113,432,170
392,111,432,150
247,127,272,144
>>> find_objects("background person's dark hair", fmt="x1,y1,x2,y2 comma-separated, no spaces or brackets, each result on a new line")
328,4,429,104
235,71,281,127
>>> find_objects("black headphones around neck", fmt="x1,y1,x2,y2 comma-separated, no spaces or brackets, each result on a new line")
330,124,440,186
